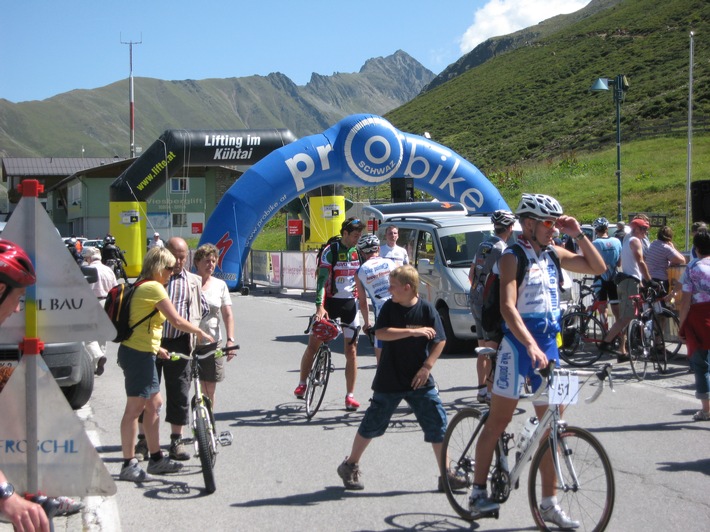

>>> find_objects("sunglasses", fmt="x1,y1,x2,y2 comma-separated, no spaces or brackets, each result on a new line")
532,218,557,229
345,218,362,231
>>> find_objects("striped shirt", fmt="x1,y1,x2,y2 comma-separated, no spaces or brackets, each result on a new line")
162,269,208,338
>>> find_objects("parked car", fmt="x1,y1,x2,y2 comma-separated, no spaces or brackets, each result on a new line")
363,201,520,353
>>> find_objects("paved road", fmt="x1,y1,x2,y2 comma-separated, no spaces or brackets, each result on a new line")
4,287,709,531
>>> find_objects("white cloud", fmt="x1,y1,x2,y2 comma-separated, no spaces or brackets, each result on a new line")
459,0,590,55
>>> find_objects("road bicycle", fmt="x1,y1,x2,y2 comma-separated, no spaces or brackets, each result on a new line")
626,285,682,381
441,352,616,531
170,341,239,493
559,277,616,367
302,315,360,419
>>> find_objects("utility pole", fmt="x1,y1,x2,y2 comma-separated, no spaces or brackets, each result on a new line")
121,34,142,158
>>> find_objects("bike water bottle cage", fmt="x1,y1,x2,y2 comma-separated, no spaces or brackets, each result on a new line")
311,318,341,342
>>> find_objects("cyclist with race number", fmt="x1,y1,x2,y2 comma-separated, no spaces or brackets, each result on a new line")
355,234,396,363
469,194,604,527
294,218,364,411
591,217,622,324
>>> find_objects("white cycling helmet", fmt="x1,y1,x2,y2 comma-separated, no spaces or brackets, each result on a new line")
357,234,380,254
490,210,516,226
515,193,563,218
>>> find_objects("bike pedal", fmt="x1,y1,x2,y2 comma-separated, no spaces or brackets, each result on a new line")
218,431,233,446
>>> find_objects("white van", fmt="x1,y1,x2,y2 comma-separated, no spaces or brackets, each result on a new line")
364,202,517,353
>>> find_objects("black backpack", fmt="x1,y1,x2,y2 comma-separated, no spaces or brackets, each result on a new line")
104,279,158,343
480,244,562,341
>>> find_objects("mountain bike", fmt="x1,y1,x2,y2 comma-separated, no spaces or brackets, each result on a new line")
302,315,360,419
626,285,682,381
170,342,239,493
559,277,616,367
441,361,616,531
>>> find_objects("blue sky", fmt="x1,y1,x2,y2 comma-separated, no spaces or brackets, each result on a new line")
0,0,588,103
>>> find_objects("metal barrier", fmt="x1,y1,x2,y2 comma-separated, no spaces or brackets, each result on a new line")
244,250,318,292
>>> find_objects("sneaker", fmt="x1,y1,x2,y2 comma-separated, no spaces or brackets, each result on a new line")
540,504,580,530
134,437,148,462
476,389,487,403
147,455,184,475
169,439,191,461
119,458,154,482
469,492,499,518
337,459,364,490
95,356,107,376
294,383,307,399
54,496,85,516
437,469,469,492
345,395,360,411
693,410,710,421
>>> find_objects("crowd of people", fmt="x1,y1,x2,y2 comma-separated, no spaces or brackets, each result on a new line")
3,191,708,528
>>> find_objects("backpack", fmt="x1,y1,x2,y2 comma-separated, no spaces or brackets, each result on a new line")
315,236,362,297
480,244,562,341
104,279,158,343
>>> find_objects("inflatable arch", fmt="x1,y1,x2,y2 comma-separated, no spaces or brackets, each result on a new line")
109,128,297,276
198,114,511,290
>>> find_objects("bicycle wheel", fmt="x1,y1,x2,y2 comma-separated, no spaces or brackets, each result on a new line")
647,312,668,374
528,426,615,532
440,408,497,521
195,404,217,493
657,308,682,361
305,346,331,419
627,320,648,381
559,312,605,367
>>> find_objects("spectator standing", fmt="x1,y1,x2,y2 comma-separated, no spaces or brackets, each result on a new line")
679,229,710,421
148,232,165,250
469,193,604,526
82,247,118,375
337,265,460,492
614,221,628,242
194,243,236,408
294,218,364,411
379,226,409,266
646,226,686,294
0,239,50,532
690,221,707,259
355,234,396,363
591,218,622,323
118,247,213,482
468,210,516,403
600,217,657,360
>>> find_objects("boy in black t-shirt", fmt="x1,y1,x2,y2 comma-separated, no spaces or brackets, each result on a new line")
337,265,463,492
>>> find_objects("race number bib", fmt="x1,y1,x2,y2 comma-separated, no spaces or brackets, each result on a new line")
548,373,579,405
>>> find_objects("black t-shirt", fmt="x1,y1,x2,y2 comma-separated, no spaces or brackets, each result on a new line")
372,297,446,393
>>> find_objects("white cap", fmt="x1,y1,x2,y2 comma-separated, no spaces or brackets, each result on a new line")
154,232,160,237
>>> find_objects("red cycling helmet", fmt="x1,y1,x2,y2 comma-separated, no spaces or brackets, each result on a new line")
0,239,36,288
311,319,341,342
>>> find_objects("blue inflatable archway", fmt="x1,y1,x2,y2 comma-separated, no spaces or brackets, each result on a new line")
199,114,510,290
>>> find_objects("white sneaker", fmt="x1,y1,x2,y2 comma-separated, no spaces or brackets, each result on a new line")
469,492,499,518
541,504,580,530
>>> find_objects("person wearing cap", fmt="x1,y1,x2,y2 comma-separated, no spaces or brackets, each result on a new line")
294,217,364,411
82,247,118,375
148,232,165,250
468,210,516,403
0,239,51,531
600,216,658,360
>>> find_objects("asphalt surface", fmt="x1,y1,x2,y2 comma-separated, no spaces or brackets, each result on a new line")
3,287,709,531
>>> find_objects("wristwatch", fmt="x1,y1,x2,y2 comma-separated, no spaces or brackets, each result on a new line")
0,482,15,500
227,337,235,343
575,232,586,241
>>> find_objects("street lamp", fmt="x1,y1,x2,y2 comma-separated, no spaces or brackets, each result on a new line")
589,74,630,222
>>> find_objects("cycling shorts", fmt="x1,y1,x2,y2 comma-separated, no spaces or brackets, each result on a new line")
324,298,360,339
492,333,559,401
597,279,619,304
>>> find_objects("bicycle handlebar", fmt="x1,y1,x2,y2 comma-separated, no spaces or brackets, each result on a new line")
533,362,614,404
304,315,361,345
169,342,240,361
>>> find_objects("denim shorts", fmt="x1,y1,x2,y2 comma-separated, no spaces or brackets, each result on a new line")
117,344,160,398
357,387,447,443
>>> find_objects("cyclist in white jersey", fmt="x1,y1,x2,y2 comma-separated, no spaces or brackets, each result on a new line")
379,226,409,267
469,193,605,528
355,234,396,362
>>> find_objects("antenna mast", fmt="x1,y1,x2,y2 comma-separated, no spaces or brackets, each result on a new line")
121,33,142,158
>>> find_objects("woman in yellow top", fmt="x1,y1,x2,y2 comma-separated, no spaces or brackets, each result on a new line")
118,247,214,482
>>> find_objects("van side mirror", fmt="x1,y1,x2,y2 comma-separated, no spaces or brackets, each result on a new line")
417,258,433,275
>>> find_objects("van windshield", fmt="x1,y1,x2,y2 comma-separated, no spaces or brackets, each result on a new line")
439,229,496,267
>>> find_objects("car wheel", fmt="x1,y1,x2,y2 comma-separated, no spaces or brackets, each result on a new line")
62,349,94,410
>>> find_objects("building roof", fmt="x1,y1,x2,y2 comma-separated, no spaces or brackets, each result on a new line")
1,157,130,178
